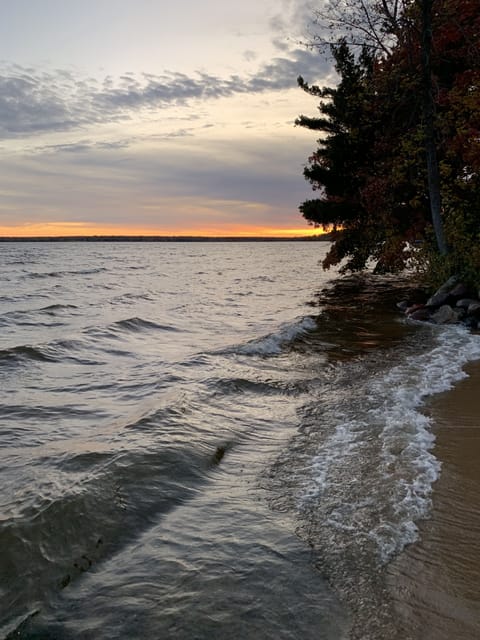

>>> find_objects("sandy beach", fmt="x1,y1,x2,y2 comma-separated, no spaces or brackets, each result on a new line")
388,360,480,639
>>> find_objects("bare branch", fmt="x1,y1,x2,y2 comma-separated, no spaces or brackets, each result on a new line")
307,0,407,58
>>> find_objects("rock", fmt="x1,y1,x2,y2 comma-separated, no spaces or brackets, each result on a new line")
456,298,478,309
464,315,479,330
438,275,459,293
431,305,457,324
426,291,450,307
449,282,469,299
453,308,466,322
409,308,432,321
406,303,427,315
395,276,479,329
467,301,480,317
427,275,460,306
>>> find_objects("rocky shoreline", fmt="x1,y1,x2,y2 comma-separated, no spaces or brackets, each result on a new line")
398,276,480,329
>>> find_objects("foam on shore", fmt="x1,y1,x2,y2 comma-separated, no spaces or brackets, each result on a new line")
387,358,480,639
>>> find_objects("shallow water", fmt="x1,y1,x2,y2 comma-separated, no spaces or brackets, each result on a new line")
1,241,480,639
388,362,480,639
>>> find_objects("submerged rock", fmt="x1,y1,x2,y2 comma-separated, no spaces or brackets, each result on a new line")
405,303,427,316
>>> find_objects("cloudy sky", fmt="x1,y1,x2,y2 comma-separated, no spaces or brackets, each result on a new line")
0,0,335,237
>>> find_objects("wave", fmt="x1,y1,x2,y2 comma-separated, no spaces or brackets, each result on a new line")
0,441,227,636
370,324,480,559
27,271,64,279
112,292,154,303
75,267,108,276
261,322,480,638
0,339,104,368
0,345,56,364
26,267,107,280
209,376,299,397
1,403,96,425
38,304,79,314
233,316,317,356
300,324,480,563
113,317,182,333
0,304,78,328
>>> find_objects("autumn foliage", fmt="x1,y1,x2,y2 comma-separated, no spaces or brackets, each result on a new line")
298,0,480,283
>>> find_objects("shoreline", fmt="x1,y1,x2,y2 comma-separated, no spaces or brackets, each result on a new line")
387,360,480,639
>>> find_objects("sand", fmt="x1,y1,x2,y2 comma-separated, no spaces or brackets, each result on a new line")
388,360,480,639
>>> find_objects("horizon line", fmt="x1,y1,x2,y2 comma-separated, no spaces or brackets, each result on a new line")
0,233,331,242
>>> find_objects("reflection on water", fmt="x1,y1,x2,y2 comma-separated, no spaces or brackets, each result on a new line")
1,243,480,640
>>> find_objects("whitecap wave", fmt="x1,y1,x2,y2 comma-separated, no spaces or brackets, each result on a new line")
301,324,480,563
236,316,317,356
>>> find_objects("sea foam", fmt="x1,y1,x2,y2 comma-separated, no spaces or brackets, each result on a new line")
301,324,480,563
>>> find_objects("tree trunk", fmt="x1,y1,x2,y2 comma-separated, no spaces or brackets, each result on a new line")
422,0,448,255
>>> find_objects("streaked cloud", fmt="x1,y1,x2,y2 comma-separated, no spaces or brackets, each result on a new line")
0,1,335,236
0,47,331,140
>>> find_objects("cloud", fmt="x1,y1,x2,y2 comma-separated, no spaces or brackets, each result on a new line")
0,128,314,231
0,47,332,139
32,138,134,154
269,0,317,39
0,72,74,135
246,47,331,92
243,49,258,62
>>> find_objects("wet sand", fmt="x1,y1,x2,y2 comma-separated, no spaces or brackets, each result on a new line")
388,360,480,639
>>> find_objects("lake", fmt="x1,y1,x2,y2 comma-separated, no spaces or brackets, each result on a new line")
1,241,479,639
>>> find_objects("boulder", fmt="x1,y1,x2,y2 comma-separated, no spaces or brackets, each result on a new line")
396,276,479,329
437,275,459,293
467,301,480,317
449,282,469,299
426,291,450,307
426,275,459,307
456,298,478,309
431,305,457,324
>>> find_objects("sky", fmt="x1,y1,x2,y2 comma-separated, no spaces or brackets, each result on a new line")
0,0,336,237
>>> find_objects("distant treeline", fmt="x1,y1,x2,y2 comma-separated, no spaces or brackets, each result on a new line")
0,235,332,243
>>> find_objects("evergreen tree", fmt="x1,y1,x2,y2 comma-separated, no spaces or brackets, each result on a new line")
298,0,480,281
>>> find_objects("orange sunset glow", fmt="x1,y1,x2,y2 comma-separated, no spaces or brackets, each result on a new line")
0,222,326,238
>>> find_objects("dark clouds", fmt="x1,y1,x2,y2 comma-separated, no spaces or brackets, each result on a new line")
0,47,332,139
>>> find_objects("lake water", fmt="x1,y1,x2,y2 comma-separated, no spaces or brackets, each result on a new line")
1,241,480,640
